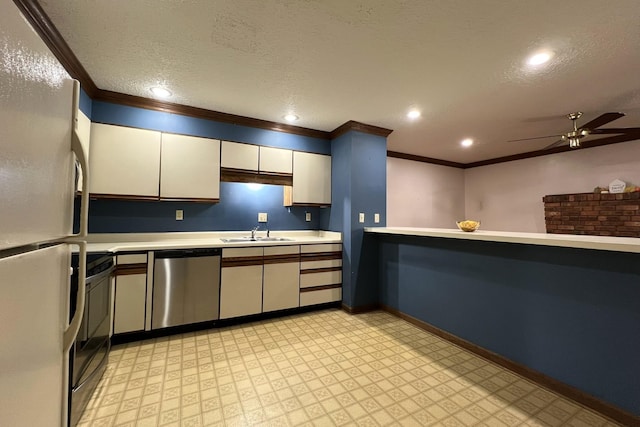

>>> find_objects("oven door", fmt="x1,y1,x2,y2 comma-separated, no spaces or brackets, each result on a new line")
72,263,112,388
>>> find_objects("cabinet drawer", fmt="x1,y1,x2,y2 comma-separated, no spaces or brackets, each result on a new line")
301,244,342,254
116,253,147,265
301,259,342,270
222,247,263,258
300,287,342,307
300,270,342,288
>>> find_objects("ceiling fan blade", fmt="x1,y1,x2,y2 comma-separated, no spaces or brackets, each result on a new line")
580,112,625,130
589,127,640,135
543,139,566,150
584,132,640,147
508,134,562,142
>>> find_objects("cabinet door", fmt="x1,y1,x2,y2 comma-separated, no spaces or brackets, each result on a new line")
160,133,220,200
220,265,263,319
113,273,147,334
221,141,259,171
259,146,292,174
89,123,161,198
263,245,300,312
292,152,331,205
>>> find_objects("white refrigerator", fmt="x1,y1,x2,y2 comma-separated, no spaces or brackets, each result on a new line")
0,1,89,426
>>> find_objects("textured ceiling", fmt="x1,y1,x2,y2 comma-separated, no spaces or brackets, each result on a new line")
40,0,640,163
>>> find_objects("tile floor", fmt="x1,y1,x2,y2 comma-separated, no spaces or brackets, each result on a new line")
78,309,620,427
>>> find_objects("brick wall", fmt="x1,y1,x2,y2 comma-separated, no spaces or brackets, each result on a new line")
543,192,640,237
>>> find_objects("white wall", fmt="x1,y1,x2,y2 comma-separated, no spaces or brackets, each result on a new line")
387,140,640,232
387,157,465,227
464,140,640,232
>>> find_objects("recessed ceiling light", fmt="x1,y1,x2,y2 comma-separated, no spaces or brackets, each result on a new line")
407,109,421,120
150,86,171,98
461,138,474,147
284,113,299,122
527,51,553,66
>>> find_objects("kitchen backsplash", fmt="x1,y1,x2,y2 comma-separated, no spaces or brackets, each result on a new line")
76,182,322,233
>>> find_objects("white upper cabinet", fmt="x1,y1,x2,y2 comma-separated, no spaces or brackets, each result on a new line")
160,133,220,200
291,152,331,205
221,141,259,171
259,146,293,174
89,123,161,198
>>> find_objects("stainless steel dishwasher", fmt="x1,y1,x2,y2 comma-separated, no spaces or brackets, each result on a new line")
152,248,221,329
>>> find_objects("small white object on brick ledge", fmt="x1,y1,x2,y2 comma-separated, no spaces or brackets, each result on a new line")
609,179,626,194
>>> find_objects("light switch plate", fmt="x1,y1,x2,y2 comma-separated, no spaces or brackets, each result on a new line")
305,212,312,222
359,213,365,223
374,213,380,223
258,212,268,222
176,210,184,221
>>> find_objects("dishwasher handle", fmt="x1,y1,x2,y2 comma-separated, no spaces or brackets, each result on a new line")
154,248,222,259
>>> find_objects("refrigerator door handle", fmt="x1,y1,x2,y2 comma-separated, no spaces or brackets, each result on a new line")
70,80,89,239
63,240,86,352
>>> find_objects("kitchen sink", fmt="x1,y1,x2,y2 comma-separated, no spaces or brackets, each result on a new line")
220,237,294,243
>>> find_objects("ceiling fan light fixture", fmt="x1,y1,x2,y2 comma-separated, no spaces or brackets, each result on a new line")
569,137,581,148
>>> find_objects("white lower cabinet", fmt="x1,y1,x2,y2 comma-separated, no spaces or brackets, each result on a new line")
113,273,147,334
220,247,263,320
299,243,343,306
263,246,300,312
113,253,148,335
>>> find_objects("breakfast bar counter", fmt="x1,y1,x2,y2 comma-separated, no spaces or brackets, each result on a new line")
364,227,640,423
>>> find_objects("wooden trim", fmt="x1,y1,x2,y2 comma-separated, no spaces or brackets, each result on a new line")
300,266,342,274
159,197,219,203
379,305,639,427
114,264,147,276
299,284,342,293
13,0,99,97
387,150,466,169
222,257,264,268
301,252,343,261
330,121,393,139
263,254,300,264
93,90,331,139
290,202,331,207
220,168,293,186
341,303,380,314
90,193,160,201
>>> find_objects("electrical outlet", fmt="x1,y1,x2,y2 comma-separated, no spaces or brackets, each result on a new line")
305,212,311,222
359,213,365,223
258,212,268,222
176,210,184,221
374,213,380,223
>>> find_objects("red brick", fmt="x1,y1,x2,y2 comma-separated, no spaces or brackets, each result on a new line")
616,205,639,210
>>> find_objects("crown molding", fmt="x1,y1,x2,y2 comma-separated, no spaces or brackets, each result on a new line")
330,121,394,139
387,151,465,169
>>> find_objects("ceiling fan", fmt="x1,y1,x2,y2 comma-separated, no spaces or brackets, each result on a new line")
509,112,640,149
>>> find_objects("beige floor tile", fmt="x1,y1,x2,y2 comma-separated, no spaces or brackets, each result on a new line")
77,309,621,427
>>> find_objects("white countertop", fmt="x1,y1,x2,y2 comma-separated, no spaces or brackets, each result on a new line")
76,230,341,253
364,227,640,254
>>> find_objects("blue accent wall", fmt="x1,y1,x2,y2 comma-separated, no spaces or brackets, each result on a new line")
85,100,330,233
322,130,387,308
376,234,640,416
83,182,319,233
79,88,92,118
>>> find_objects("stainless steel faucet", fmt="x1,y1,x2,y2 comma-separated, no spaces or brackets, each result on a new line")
251,225,260,240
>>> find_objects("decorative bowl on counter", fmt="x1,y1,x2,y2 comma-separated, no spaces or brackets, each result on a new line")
456,220,480,232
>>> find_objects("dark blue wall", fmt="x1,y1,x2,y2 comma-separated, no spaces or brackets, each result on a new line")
79,88,92,119
85,100,330,233
322,131,387,308
84,182,319,233
376,234,640,416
